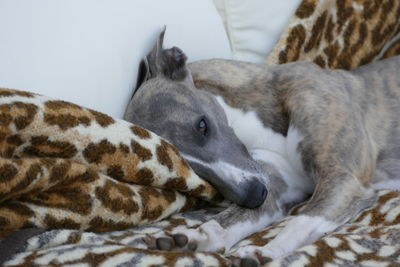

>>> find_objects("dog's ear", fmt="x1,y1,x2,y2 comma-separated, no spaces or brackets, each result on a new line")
131,27,190,102
145,26,189,82
136,57,150,90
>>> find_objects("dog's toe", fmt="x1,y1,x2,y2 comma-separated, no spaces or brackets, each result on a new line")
173,234,188,247
156,237,175,251
187,241,198,251
239,257,260,267
146,232,198,252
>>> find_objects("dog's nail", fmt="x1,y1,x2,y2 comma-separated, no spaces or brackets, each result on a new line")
142,234,156,248
258,255,272,264
240,257,260,267
187,242,198,251
156,237,174,250
216,247,226,254
173,234,188,247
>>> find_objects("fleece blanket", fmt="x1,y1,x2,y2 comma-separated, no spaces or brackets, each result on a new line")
2,0,400,266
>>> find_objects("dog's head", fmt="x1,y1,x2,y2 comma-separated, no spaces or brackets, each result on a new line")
124,28,267,208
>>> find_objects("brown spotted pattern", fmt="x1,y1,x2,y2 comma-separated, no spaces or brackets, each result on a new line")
234,190,400,267
266,0,400,70
3,1,400,263
44,100,115,129
2,190,399,267
0,87,217,237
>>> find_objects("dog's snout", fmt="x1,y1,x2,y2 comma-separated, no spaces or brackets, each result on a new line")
239,179,267,209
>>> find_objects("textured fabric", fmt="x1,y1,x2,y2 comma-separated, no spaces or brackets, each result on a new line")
3,190,400,266
266,0,400,69
0,87,218,236
3,1,400,266
212,0,301,63
0,0,232,119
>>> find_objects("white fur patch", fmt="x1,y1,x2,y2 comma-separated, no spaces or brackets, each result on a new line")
214,95,313,201
227,211,284,251
181,153,260,185
270,215,339,249
214,95,286,154
235,215,340,259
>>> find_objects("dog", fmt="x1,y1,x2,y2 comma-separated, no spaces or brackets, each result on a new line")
124,29,400,266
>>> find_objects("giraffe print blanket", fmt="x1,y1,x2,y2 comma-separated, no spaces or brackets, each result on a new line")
2,0,400,266
0,88,221,264
3,190,399,266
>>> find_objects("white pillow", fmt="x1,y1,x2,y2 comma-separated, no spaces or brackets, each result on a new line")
213,0,301,63
0,0,232,119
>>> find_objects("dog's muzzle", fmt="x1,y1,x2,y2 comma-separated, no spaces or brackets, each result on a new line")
239,179,267,208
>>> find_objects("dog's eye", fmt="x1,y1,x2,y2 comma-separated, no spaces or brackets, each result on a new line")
197,119,207,135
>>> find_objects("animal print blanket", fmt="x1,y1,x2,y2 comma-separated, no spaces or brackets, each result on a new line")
0,88,220,265
2,0,400,266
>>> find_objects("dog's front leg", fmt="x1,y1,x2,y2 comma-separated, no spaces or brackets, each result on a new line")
145,189,284,254
234,86,379,263
234,180,376,264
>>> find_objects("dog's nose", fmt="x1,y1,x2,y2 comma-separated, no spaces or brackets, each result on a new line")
239,180,267,209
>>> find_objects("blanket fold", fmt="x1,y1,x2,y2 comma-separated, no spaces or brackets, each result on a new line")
0,88,219,238
2,0,400,266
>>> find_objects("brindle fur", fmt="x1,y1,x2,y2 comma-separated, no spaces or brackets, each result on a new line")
124,30,400,265
189,58,400,222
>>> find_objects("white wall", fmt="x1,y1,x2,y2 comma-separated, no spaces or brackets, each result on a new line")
0,0,232,118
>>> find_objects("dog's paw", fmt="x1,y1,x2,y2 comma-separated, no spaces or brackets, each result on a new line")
143,220,229,253
229,246,272,267
230,245,278,267
143,231,196,251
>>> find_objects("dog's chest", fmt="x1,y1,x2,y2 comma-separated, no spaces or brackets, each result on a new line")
215,95,313,195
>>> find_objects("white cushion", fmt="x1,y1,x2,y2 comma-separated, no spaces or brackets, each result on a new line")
213,0,301,63
0,0,232,119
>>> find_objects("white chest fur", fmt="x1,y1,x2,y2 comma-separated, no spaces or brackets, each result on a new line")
214,95,314,200
214,96,287,154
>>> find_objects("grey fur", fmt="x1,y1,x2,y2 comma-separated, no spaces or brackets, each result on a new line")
124,30,267,208
125,30,400,261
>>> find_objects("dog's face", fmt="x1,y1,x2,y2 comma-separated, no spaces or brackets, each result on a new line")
124,29,267,208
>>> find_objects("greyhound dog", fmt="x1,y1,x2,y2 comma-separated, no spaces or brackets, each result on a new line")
124,29,400,265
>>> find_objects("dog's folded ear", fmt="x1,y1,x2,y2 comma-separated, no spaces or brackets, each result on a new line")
139,27,189,86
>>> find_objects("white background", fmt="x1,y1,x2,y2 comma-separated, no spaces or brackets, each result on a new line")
0,0,232,118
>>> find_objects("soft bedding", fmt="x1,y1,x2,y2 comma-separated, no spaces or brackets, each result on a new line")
2,0,400,266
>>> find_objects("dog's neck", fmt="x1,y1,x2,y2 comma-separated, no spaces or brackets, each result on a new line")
194,77,289,137
214,93,314,205
189,60,320,207
193,85,313,208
